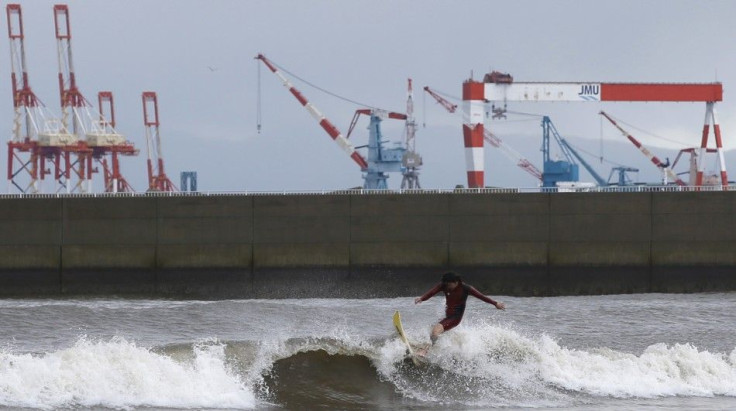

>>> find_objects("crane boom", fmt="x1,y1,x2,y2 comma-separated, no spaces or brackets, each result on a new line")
599,111,686,186
346,108,406,140
559,140,607,186
255,53,368,170
424,86,542,181
542,116,606,186
423,86,457,113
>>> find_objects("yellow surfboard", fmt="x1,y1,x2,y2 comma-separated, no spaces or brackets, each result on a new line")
393,310,421,366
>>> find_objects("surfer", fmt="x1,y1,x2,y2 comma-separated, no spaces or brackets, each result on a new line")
414,271,505,345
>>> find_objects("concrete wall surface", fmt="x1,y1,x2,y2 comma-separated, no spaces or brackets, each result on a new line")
0,191,733,298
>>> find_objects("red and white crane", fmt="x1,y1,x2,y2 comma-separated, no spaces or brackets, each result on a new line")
423,86,457,113
5,3,76,193
98,91,137,192
53,4,93,193
599,111,686,186
255,53,369,170
670,147,719,186
463,75,725,188
424,86,542,182
6,3,41,193
142,92,176,192
54,4,134,193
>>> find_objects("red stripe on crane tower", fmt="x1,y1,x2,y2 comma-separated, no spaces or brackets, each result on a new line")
463,124,484,148
462,81,485,100
600,83,722,102
700,124,710,147
714,124,724,147
467,171,484,188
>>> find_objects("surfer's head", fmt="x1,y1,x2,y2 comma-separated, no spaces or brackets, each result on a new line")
441,271,461,289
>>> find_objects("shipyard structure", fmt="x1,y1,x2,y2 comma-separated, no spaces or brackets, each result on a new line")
1,190,734,298
5,3,728,196
2,4,734,299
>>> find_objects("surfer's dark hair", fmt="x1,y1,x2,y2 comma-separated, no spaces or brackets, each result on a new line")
441,271,461,283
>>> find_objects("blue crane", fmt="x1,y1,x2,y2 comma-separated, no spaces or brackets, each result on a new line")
347,110,408,189
558,140,607,186
542,116,639,188
608,167,640,186
541,116,580,187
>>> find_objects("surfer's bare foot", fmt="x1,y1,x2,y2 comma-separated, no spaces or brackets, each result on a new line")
415,347,429,357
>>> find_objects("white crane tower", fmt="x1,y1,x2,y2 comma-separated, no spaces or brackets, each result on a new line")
401,79,422,189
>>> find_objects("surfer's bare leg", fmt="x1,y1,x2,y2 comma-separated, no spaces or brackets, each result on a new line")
415,324,443,357
430,323,444,344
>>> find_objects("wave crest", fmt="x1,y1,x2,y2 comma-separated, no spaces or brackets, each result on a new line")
0,323,734,409
0,336,256,410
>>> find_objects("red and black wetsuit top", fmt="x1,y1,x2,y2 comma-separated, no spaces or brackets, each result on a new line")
418,282,498,330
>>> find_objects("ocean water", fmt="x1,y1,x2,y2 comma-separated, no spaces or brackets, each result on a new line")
0,292,734,409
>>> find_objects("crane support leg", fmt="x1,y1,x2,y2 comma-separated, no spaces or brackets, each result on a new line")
462,81,486,188
696,102,728,188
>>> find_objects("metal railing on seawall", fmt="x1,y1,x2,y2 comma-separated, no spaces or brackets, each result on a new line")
0,184,733,199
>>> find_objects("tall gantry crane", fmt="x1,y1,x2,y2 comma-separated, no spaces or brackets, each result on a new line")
424,86,542,183
5,3,75,194
54,4,134,193
98,91,137,192
53,4,91,192
256,53,409,189
142,92,176,192
400,79,422,189
462,73,724,188
6,3,41,193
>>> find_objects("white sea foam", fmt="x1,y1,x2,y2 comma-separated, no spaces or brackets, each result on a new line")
537,338,736,397
1,321,732,409
378,322,736,406
0,336,256,410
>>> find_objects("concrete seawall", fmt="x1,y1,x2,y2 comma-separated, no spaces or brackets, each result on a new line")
1,191,734,298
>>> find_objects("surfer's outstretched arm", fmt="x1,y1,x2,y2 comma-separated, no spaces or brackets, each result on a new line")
467,286,506,310
415,283,442,304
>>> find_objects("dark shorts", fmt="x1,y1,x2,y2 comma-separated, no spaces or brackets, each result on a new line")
439,314,463,331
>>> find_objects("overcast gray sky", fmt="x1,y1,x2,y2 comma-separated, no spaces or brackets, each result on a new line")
2,0,735,192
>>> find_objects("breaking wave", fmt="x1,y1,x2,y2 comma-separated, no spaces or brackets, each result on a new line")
0,336,256,410
0,323,734,409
